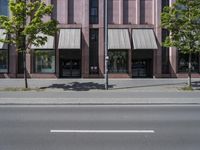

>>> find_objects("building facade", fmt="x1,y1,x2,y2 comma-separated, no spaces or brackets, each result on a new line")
0,0,200,78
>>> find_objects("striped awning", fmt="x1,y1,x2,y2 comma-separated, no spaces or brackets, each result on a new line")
58,29,81,49
132,29,158,49
108,29,131,49
31,33,55,49
0,29,8,49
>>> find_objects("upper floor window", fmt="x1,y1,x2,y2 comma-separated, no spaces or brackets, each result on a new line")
0,0,9,16
162,0,169,11
89,0,98,24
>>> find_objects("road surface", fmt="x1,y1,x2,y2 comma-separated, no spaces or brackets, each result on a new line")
0,105,200,150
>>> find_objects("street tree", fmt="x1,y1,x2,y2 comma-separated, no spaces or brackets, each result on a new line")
0,0,58,88
161,0,200,87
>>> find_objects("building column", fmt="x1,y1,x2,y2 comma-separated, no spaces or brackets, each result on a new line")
136,0,140,24
169,0,177,77
99,0,105,77
128,28,132,77
9,45,17,77
128,49,132,77
42,0,51,21
119,0,123,24
57,0,68,24
82,0,90,78
169,47,177,77
153,0,162,77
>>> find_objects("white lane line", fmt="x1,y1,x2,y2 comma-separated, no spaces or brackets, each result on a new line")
50,130,155,133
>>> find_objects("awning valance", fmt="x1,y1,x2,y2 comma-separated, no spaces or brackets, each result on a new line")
108,29,131,49
132,29,158,49
58,29,81,49
0,29,8,49
31,33,55,49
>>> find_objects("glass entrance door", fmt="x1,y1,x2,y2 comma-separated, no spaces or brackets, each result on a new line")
132,59,153,78
60,59,81,78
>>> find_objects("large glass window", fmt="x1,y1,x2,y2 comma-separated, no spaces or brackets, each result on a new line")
89,29,99,74
89,0,98,24
162,0,169,11
162,29,170,74
34,50,55,73
0,0,9,16
178,52,199,73
108,50,128,73
0,50,8,73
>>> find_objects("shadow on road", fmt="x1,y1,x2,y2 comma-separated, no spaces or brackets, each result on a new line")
40,82,115,91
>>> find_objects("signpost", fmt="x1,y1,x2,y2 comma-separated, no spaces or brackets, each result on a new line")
104,0,109,90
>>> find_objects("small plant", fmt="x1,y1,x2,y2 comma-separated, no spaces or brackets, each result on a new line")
0,87,44,92
181,86,193,91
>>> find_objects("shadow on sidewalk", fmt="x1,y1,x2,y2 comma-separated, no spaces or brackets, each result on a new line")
192,81,200,90
110,82,188,90
40,82,115,91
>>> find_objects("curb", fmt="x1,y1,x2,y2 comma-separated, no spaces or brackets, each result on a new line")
0,98,200,105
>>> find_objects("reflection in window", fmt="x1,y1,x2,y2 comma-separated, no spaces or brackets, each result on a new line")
162,29,170,74
89,0,98,24
178,52,199,73
34,50,55,73
0,50,8,73
89,29,99,74
0,0,9,16
108,50,128,73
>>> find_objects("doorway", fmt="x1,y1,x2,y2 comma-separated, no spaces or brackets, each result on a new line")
59,50,81,78
132,50,153,78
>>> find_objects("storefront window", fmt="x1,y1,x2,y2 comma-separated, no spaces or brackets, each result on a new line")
89,0,98,24
89,29,99,74
108,50,128,73
0,50,8,73
34,50,55,73
162,29,170,74
178,52,199,73
0,0,9,16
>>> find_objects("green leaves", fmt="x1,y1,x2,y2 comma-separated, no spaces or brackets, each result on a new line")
0,0,58,52
161,0,200,54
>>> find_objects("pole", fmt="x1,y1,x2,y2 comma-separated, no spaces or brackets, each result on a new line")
104,0,109,90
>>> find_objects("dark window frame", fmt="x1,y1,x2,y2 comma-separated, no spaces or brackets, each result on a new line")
89,0,99,24
108,50,129,74
178,51,200,73
0,49,9,73
0,0,9,16
89,29,99,74
33,49,56,74
162,29,170,74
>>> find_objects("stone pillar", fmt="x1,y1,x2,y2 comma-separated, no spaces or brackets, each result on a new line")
136,0,140,24
169,47,177,77
99,0,105,77
169,0,177,77
9,45,17,77
42,0,51,21
57,0,68,24
82,0,90,78
153,0,162,77
119,0,123,24
26,53,31,77
128,49,132,77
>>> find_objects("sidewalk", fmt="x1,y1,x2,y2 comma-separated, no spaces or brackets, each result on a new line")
0,78,200,105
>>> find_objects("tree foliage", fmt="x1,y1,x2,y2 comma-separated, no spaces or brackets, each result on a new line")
0,0,58,88
161,0,200,54
0,0,58,51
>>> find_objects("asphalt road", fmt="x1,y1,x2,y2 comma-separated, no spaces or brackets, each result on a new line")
0,105,200,150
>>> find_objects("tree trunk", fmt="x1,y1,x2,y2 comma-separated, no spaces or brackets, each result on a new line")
188,52,192,87
23,50,28,88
